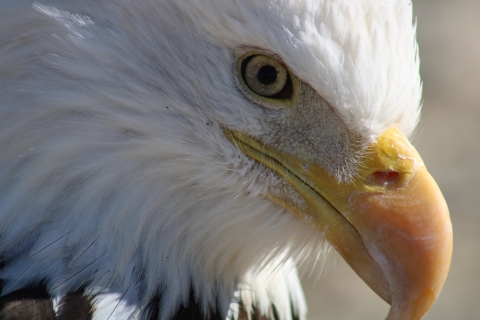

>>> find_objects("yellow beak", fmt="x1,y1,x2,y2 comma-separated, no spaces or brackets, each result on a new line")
225,127,453,320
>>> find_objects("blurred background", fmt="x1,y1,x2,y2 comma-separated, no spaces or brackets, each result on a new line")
303,0,480,319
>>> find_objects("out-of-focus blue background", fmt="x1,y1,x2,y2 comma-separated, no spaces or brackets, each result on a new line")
304,0,480,319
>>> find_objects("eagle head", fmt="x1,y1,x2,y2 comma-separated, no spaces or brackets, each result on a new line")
0,1,452,319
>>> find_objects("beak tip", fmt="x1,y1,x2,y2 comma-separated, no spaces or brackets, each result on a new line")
349,167,452,320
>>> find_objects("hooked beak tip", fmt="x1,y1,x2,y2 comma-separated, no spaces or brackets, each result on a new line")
349,167,452,320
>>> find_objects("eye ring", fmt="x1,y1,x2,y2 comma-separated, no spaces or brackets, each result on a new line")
240,55,293,100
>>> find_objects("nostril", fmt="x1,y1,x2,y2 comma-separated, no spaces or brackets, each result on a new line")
368,171,400,187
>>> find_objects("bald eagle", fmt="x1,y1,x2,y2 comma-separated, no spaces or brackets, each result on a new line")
0,1,452,320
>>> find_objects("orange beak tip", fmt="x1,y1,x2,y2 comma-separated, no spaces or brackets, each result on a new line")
349,167,453,320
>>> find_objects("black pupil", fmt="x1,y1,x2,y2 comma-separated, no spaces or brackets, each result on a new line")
257,65,277,85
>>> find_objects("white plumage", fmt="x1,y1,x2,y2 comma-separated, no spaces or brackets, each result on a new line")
0,1,432,320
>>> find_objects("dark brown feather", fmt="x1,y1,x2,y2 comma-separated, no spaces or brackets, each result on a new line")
0,284,55,320
56,291,94,320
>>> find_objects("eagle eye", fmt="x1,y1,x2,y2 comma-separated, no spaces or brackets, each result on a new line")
240,55,293,100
